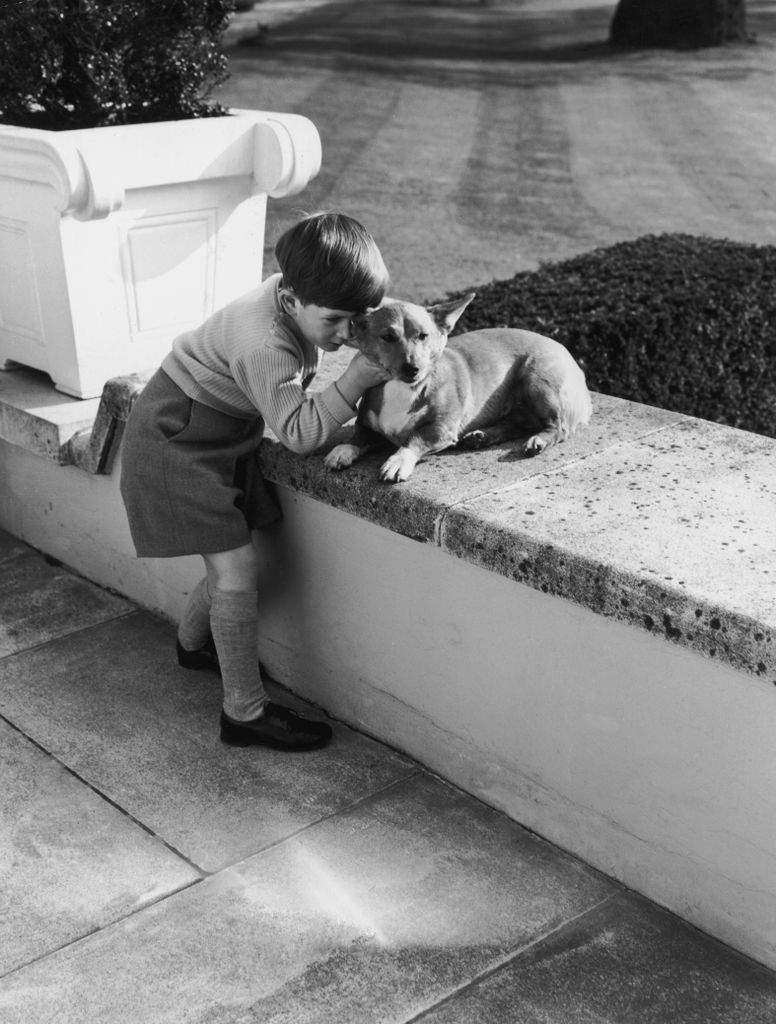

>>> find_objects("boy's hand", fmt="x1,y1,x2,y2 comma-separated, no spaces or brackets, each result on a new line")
341,352,392,391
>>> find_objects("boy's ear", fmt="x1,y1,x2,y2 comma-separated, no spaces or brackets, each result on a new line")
426,293,475,334
278,285,300,316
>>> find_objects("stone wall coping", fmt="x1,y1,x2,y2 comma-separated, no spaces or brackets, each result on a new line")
0,368,99,462
1,363,774,685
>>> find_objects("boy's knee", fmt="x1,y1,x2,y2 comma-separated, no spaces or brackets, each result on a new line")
203,541,261,592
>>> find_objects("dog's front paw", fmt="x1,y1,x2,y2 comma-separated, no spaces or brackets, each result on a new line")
379,448,418,482
324,444,360,471
459,430,488,450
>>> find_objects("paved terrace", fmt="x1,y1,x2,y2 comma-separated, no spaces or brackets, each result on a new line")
3,0,776,1019
2,528,776,1021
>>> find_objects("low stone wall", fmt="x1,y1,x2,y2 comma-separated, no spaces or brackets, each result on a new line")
1,365,775,970
260,389,776,689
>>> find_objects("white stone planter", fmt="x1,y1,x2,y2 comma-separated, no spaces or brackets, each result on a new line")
0,110,321,398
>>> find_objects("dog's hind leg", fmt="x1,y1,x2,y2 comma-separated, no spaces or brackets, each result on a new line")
458,418,520,450
522,423,565,457
522,378,589,454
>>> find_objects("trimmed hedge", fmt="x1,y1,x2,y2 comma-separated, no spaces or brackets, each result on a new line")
0,0,234,130
445,234,776,439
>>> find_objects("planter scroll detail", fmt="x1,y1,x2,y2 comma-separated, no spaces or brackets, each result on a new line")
0,110,321,398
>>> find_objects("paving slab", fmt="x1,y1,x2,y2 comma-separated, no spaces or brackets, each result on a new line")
0,718,198,976
417,891,776,1023
0,773,615,1024
0,610,417,872
0,540,132,657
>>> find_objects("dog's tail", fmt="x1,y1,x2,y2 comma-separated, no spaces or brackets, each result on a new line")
558,368,593,438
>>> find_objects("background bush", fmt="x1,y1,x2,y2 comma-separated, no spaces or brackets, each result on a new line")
0,0,234,130
446,234,776,439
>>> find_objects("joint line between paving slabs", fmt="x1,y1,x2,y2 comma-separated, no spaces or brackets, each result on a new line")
0,711,207,877
0,605,139,664
206,766,424,876
402,892,620,1024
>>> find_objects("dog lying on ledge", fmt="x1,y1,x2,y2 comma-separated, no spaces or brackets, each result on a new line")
324,293,593,483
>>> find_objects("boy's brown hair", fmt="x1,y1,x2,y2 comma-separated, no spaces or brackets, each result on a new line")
274,212,389,312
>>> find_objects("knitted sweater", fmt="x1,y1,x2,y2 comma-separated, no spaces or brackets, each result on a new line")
161,274,360,456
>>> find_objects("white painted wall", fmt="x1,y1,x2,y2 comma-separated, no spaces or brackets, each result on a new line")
0,443,200,620
2,439,775,970
258,489,776,973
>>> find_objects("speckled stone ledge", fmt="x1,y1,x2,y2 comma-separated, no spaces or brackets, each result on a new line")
3,366,774,685
259,391,776,687
0,367,152,473
0,368,99,462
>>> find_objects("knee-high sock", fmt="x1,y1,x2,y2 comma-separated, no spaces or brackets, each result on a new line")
210,588,267,721
177,577,212,651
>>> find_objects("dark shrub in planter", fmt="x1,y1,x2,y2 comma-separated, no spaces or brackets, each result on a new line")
0,0,234,130
445,234,776,439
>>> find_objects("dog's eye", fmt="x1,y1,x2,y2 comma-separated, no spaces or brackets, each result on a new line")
381,332,398,344
418,332,428,341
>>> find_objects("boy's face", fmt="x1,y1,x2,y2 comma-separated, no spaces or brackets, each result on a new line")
288,296,356,352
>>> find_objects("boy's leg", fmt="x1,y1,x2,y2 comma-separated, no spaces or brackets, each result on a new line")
204,541,266,720
203,540,331,750
210,587,267,720
177,577,213,653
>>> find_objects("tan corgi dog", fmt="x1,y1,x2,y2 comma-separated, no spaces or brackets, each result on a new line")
325,294,592,482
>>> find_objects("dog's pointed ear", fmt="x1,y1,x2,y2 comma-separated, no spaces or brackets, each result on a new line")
427,293,475,335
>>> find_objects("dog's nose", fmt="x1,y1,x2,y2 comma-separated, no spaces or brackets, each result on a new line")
401,362,420,381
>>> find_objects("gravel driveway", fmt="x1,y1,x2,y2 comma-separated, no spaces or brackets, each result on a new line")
221,0,776,300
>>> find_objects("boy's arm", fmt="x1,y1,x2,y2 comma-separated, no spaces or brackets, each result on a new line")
234,345,386,456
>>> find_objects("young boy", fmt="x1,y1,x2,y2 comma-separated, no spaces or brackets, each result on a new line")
120,212,390,752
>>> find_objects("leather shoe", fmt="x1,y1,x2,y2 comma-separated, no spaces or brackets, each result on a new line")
177,638,270,679
220,703,332,751
177,637,220,673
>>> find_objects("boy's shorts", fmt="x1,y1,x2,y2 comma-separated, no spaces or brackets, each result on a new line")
119,369,281,558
